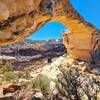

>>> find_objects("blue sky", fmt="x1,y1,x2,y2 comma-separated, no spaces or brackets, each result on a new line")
27,0,100,40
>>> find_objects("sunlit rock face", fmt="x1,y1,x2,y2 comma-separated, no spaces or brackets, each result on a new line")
62,30,100,62
63,29,92,61
0,0,99,64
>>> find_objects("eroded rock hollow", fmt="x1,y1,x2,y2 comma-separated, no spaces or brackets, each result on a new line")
0,0,100,65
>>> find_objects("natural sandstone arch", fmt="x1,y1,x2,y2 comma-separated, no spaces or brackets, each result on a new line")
0,0,99,65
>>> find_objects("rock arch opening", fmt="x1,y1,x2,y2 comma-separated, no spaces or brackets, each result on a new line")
27,22,67,40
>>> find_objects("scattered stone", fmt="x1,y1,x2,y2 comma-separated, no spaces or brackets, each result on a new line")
52,88,59,95
50,81,56,92
34,92,44,99
82,66,87,72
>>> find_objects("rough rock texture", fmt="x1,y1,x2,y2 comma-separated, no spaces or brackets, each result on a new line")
62,29,100,65
35,55,100,100
0,0,100,65
14,55,100,99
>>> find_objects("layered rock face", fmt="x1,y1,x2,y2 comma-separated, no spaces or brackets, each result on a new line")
0,0,99,65
62,30,100,63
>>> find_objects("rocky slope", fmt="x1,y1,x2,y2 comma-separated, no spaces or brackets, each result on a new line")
2,54,99,100
20,54,100,100
0,0,100,66
31,54,100,78
0,54,100,99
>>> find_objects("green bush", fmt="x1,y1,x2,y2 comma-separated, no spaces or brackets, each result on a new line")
40,80,49,92
32,74,49,91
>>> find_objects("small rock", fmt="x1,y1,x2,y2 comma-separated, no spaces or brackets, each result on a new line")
79,62,85,67
81,94,88,100
50,81,56,92
52,88,59,95
82,66,87,72
34,92,43,99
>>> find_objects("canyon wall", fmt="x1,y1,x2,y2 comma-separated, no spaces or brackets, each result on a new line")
0,0,99,65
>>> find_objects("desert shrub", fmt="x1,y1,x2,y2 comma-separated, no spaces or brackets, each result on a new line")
15,70,30,80
31,74,50,99
0,63,19,83
20,80,32,88
3,71,18,83
32,74,49,91
17,71,25,79
0,63,13,74
40,80,49,92
23,71,30,79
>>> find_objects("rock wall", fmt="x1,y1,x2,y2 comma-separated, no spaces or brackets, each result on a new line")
0,0,99,65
